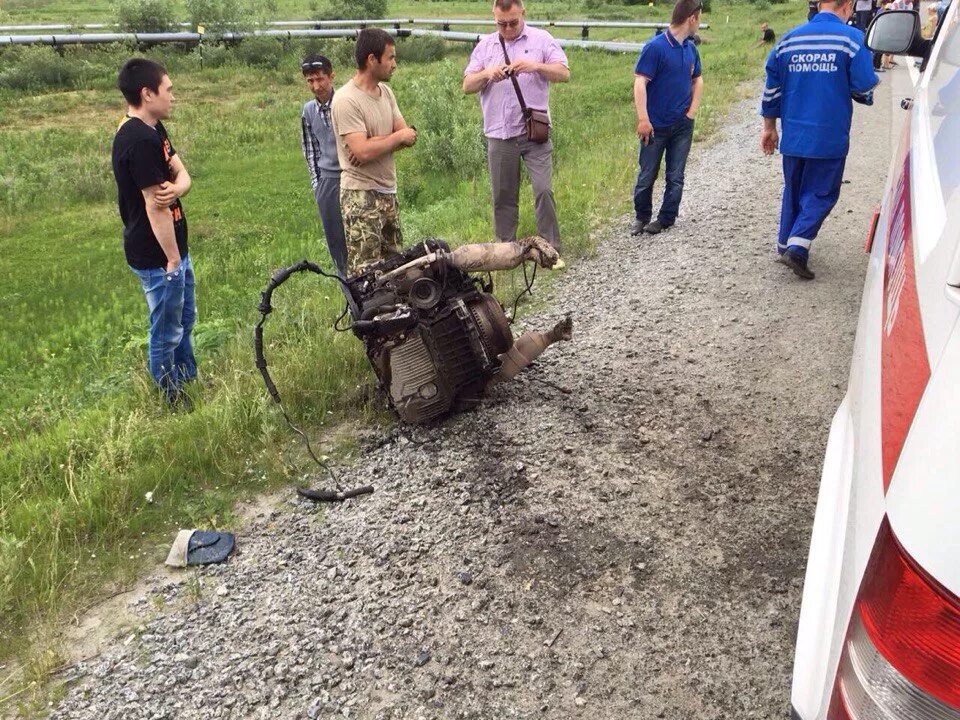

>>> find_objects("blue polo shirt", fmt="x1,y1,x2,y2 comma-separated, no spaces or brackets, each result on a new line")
634,30,702,129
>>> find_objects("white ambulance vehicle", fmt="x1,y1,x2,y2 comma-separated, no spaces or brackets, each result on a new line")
790,5,960,720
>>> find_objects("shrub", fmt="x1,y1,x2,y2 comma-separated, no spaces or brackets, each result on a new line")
298,38,355,69
0,46,80,91
184,0,278,33
311,0,387,21
115,0,178,33
233,36,285,68
401,62,486,178
191,42,232,68
394,36,447,64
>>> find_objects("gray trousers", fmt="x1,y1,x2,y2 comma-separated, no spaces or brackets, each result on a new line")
313,176,348,277
486,135,561,251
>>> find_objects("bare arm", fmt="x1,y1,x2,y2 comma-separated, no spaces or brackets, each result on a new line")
633,75,653,142
687,76,704,118
154,154,191,207
463,64,507,94
344,128,416,165
760,116,779,155
537,62,570,83
168,154,191,196
142,185,181,271
504,59,570,83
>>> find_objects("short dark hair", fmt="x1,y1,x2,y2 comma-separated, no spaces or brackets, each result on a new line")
355,28,395,70
117,58,167,107
301,53,333,75
493,0,524,9
671,0,703,26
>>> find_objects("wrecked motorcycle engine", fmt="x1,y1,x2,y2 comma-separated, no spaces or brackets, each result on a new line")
254,235,563,428
345,239,514,424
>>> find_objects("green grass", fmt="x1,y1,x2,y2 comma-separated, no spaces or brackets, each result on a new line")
0,0,807,712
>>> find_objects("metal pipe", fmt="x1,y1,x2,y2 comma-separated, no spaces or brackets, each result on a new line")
1,31,203,46
408,28,644,52
0,28,401,46
1,26,643,51
0,17,707,33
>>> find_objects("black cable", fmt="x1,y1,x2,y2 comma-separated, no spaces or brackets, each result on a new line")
508,261,538,324
333,304,352,332
253,259,373,503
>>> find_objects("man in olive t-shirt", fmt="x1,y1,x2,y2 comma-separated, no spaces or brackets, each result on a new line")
331,28,417,274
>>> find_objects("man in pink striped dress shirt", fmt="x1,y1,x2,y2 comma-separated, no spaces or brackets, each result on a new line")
463,0,571,253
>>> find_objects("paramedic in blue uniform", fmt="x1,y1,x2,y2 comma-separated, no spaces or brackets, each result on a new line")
760,0,878,280
631,0,704,236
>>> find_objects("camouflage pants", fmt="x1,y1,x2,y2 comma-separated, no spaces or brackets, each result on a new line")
340,188,403,274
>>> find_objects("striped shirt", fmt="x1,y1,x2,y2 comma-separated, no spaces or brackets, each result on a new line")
300,94,340,187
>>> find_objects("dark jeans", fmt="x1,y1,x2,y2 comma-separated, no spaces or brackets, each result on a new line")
129,254,197,398
633,115,695,227
313,176,348,277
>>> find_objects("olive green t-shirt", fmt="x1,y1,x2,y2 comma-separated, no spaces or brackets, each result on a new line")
330,78,404,192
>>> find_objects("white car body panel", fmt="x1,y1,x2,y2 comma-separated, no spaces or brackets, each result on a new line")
791,3,960,718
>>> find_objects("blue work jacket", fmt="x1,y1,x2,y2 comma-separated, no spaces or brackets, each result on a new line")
761,12,879,159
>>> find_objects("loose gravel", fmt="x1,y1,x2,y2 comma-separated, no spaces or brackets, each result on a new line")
48,86,893,720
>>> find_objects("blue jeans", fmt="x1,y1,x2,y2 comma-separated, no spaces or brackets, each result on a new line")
633,115,695,227
129,254,197,396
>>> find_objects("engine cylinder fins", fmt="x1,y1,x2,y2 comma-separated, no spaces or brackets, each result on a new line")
408,277,443,310
467,293,514,358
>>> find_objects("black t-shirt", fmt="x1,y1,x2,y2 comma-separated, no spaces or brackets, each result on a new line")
763,27,776,42
111,117,188,270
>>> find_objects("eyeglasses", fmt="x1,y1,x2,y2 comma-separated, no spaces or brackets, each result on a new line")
496,19,522,29
301,60,331,71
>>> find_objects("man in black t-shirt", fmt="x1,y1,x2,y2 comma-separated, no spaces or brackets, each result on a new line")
757,22,776,46
111,58,195,403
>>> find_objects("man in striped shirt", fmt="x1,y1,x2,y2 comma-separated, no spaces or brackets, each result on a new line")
760,0,878,280
300,54,348,276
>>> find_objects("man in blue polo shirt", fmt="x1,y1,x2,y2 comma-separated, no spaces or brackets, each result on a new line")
631,0,704,236
760,0,878,279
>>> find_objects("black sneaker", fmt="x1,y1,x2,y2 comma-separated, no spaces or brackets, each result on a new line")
644,219,669,234
777,249,815,280
630,218,649,235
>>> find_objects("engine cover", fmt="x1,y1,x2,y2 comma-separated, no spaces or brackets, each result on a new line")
345,240,513,424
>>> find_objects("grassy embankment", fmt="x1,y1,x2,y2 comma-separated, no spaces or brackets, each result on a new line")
0,0,806,705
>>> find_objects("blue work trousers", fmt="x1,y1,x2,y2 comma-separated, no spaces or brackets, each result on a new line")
129,254,197,398
633,115,695,227
778,155,846,258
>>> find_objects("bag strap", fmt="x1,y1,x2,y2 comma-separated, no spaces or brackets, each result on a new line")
498,34,529,114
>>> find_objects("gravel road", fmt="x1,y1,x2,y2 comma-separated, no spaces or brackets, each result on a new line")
49,81,895,720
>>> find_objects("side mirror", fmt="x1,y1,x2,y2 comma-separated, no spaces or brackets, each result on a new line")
866,10,926,56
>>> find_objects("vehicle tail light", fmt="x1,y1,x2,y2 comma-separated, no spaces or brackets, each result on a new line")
828,518,960,719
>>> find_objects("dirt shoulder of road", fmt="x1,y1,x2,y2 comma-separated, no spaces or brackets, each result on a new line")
33,72,900,720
